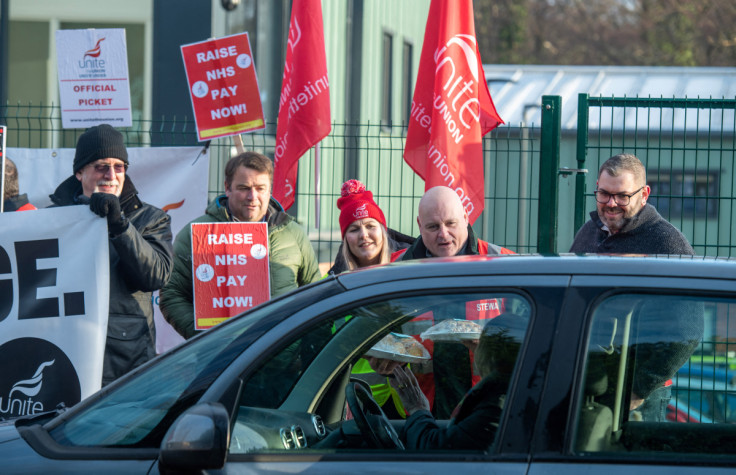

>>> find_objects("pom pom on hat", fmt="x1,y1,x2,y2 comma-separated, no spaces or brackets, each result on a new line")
341,179,366,197
337,179,386,237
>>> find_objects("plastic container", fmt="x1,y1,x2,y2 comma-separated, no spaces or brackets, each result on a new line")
364,332,430,363
420,319,482,342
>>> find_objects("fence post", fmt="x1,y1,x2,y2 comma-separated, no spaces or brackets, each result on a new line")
538,95,561,254
574,93,590,234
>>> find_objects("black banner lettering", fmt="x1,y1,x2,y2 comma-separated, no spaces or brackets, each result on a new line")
0,245,12,322
15,239,60,319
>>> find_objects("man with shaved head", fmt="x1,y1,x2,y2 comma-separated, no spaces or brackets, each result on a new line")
392,186,514,261
392,186,514,418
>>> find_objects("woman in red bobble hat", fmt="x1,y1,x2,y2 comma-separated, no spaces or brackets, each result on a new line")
330,180,415,420
328,179,414,275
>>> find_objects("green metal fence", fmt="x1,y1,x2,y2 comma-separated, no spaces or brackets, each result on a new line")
7,97,734,262
575,94,736,257
1,103,542,266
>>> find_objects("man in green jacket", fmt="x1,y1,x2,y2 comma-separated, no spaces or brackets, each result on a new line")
160,151,321,339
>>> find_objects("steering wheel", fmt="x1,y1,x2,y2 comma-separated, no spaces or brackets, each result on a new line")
345,381,405,450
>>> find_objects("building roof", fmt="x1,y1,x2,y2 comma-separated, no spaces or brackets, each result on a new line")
485,65,736,132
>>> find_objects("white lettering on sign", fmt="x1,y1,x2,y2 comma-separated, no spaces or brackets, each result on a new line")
216,275,248,287
207,234,253,245
214,254,248,265
211,104,247,120
213,295,253,308
206,67,236,81
196,46,238,63
476,301,499,312
211,85,238,100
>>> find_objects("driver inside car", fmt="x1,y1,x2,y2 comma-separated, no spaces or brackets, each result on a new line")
389,312,525,450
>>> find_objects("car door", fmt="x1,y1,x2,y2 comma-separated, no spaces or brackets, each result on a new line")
213,272,569,474
528,272,736,474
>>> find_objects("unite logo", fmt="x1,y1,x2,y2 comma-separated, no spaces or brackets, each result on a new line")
353,203,369,220
84,38,105,58
0,338,80,420
431,34,483,144
78,37,107,70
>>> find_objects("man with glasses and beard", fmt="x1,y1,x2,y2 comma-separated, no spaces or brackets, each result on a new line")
569,153,694,255
569,153,698,423
49,124,173,386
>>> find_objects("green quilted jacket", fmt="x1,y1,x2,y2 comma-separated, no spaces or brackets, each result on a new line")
160,195,321,338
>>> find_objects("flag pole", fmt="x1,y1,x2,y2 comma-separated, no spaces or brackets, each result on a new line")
314,142,321,229
233,134,245,154
0,126,6,213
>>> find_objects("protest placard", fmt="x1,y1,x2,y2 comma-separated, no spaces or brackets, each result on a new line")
55,29,132,128
191,222,270,330
181,33,265,141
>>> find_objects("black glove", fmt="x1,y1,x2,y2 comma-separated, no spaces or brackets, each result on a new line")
89,192,128,237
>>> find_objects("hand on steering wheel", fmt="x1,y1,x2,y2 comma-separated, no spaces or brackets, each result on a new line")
345,382,405,450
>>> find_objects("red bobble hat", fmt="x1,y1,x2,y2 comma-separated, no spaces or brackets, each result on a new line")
337,179,387,237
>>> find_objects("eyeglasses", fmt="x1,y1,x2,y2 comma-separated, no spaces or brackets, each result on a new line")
594,186,644,206
92,163,127,174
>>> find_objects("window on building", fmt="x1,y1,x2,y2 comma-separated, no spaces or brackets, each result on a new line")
401,40,413,130
648,170,719,219
381,32,393,130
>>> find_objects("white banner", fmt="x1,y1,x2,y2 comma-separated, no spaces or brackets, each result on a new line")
0,207,109,418
8,146,210,353
56,29,133,128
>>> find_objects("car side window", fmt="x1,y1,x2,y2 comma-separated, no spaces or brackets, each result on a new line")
231,292,531,454
576,293,736,456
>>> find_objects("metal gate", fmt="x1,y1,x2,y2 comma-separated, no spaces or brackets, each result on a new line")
571,94,736,257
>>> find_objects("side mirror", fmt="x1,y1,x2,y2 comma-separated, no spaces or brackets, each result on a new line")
158,402,231,472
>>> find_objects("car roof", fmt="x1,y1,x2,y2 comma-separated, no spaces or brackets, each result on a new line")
335,254,736,290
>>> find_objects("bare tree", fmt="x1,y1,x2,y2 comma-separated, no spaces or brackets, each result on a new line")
474,0,736,66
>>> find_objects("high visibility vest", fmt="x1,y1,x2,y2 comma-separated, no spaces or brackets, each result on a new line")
351,358,408,418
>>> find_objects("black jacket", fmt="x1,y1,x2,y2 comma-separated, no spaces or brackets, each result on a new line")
3,193,35,211
396,225,512,260
49,176,173,385
569,204,694,255
402,374,505,450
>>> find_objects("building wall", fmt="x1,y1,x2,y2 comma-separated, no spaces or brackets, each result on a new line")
7,0,153,125
295,0,430,242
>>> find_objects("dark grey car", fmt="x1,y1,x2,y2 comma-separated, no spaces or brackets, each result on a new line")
1,255,735,474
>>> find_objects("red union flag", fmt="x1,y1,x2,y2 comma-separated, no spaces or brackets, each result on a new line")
404,0,503,224
273,0,331,210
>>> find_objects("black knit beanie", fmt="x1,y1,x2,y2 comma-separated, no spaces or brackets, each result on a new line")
73,124,128,173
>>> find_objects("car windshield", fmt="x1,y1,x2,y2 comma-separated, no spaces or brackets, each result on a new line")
46,291,304,448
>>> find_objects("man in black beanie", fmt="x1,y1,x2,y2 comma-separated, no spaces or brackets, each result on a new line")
49,124,174,386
